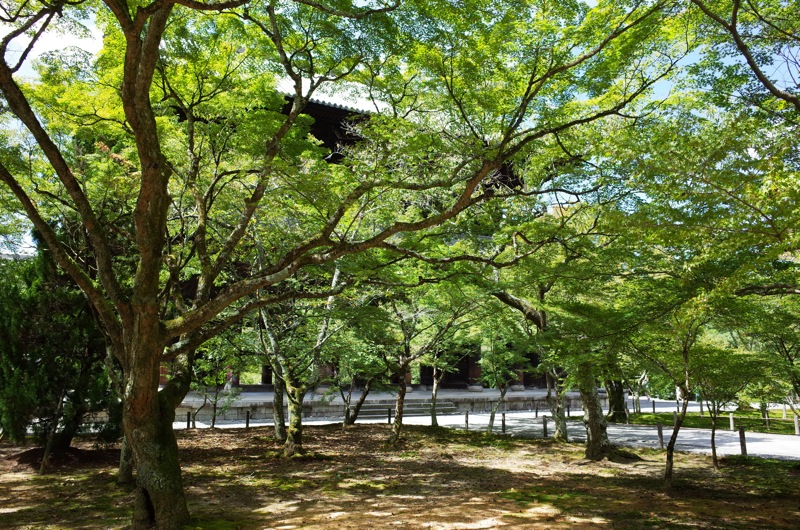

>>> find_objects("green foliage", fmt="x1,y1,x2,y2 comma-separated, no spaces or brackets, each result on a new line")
476,302,534,389
0,252,113,445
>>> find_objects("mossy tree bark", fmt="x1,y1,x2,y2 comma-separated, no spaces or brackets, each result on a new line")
388,374,408,445
546,371,569,442
272,370,287,441
118,436,135,485
124,345,192,530
577,363,613,460
284,385,307,457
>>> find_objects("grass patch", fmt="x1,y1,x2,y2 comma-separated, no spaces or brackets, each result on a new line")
627,411,798,435
501,486,583,505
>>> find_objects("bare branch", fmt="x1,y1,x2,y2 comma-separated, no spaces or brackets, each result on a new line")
163,283,347,359
691,0,800,111
735,284,800,297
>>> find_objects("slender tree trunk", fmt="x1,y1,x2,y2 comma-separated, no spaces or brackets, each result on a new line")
389,374,408,445
344,377,375,427
191,396,207,429
710,404,719,470
39,389,66,475
487,386,508,434
272,368,287,441
210,387,219,429
431,367,443,427
664,396,689,488
118,435,135,485
577,364,612,460
283,385,306,457
342,380,356,427
546,372,568,442
52,389,90,450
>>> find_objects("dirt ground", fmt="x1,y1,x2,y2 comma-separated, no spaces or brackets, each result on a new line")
1,423,799,529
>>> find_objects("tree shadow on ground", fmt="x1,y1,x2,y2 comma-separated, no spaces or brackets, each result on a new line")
1,424,798,529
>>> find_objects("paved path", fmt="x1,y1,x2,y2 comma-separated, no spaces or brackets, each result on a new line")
176,408,800,461
426,411,800,461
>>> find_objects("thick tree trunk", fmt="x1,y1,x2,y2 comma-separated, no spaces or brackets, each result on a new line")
606,380,627,423
118,436,135,485
283,385,306,457
389,376,408,445
272,370,287,441
51,412,82,450
123,340,191,530
577,364,613,460
124,394,189,530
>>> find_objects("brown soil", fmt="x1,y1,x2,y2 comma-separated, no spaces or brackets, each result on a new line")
1,424,799,529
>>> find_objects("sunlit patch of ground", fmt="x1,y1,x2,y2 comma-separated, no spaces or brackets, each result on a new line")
1,424,799,529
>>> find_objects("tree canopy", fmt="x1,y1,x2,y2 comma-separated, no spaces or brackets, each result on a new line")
0,0,798,527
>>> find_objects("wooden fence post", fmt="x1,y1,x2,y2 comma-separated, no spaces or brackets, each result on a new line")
186,411,191,430
465,411,469,431
502,413,506,434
